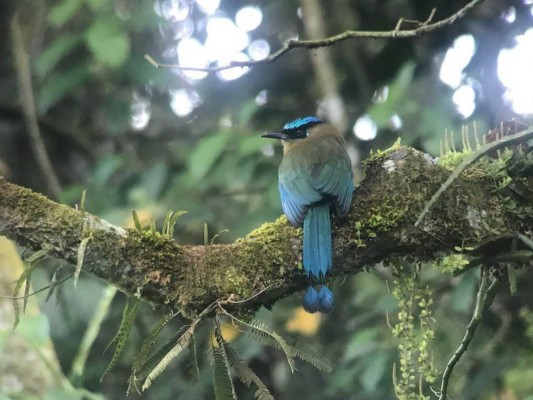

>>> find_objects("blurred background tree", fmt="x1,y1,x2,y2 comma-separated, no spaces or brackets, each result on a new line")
0,0,532,399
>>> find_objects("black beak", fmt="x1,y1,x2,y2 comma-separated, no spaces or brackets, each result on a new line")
261,131,290,140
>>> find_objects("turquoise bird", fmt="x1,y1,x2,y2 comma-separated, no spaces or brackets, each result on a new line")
262,116,354,313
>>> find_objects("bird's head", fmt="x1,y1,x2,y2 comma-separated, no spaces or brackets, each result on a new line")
262,116,324,141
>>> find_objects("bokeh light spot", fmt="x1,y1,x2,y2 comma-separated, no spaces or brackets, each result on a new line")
498,28,533,114
235,6,262,32
196,0,220,14
439,34,476,89
216,53,250,81
452,85,476,119
353,115,377,141
177,38,209,80
170,89,201,117
248,39,270,60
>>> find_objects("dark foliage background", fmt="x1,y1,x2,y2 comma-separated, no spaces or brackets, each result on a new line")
1,0,533,399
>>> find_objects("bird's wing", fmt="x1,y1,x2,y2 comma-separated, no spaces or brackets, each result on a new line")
278,178,322,226
311,156,354,216
278,134,354,225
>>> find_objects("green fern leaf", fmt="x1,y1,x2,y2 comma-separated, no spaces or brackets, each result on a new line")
12,260,40,329
241,320,296,372
188,334,201,390
284,341,333,372
141,319,200,391
101,298,140,380
225,313,332,374
128,324,187,395
211,326,237,400
132,312,176,372
256,388,276,400
223,341,274,399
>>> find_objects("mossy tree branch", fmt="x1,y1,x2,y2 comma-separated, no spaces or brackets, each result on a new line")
0,147,531,317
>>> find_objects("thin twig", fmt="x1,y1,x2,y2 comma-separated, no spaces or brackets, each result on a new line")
0,273,74,300
415,126,533,227
227,283,276,304
145,0,485,73
438,268,500,400
10,12,62,199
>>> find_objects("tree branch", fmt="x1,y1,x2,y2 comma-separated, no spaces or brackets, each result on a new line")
437,268,501,400
0,146,530,317
144,0,485,73
10,12,62,199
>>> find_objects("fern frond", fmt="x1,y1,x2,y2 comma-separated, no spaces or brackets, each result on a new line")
188,333,201,390
141,319,200,391
256,388,275,400
128,325,188,395
212,322,237,400
222,311,332,374
12,260,40,329
132,312,176,372
223,341,274,400
101,298,140,380
284,341,333,373
240,319,296,372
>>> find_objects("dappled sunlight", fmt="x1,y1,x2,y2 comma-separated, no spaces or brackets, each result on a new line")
498,28,533,115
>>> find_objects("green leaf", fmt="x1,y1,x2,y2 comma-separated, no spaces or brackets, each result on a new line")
93,155,125,186
367,62,416,128
188,130,233,179
223,341,274,399
188,335,201,390
86,18,131,68
35,35,83,78
48,0,85,28
211,328,237,400
12,251,46,329
137,161,169,201
17,313,51,348
211,347,236,400
237,135,267,157
343,328,377,362
235,316,332,373
240,319,296,372
86,0,107,11
141,320,200,390
37,64,91,113
101,298,140,380
360,352,388,392
132,312,175,372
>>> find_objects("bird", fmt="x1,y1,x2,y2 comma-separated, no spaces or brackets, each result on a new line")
262,116,354,313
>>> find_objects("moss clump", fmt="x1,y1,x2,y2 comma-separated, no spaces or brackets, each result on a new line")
433,253,470,274
363,138,403,165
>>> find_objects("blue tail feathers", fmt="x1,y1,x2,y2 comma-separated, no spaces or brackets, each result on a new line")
303,204,332,279
318,286,334,313
303,287,320,313
303,285,334,314
303,204,334,313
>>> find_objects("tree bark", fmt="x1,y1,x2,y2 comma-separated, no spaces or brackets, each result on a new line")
0,147,531,317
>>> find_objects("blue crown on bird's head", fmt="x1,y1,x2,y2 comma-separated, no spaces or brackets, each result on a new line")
283,116,323,132
262,116,324,141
